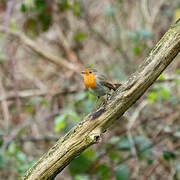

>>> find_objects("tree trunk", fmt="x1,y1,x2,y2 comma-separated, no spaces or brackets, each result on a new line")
23,19,180,180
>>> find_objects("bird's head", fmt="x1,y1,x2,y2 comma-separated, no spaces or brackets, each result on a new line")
81,69,97,76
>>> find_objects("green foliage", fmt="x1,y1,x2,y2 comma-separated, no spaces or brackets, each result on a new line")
72,2,81,16
31,97,48,105
7,142,35,176
38,13,52,31
54,110,80,133
82,149,96,159
54,114,66,132
133,46,140,55
34,0,47,11
163,151,176,161
117,136,152,152
159,74,165,80
173,130,180,138
108,151,119,160
128,29,152,56
0,42,8,63
117,137,131,151
147,157,154,165
174,164,180,180
20,0,52,37
74,91,96,115
137,29,152,39
74,33,87,42
129,29,152,42
74,91,87,101
21,3,27,13
160,88,169,99
107,64,126,80
147,78,175,104
104,6,116,16
9,18,17,31
69,155,92,175
57,0,81,16
109,136,121,144
24,97,48,113
109,135,154,167
53,90,97,134
96,164,110,180
148,92,158,103
57,0,71,11
23,18,40,37
115,164,129,180
75,175,90,180
0,150,7,168
176,68,180,74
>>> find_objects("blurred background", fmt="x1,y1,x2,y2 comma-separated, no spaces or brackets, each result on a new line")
0,0,180,179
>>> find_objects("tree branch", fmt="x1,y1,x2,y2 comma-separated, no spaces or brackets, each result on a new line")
0,88,76,101
0,27,79,72
23,19,180,180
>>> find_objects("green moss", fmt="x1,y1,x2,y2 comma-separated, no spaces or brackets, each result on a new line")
85,135,94,144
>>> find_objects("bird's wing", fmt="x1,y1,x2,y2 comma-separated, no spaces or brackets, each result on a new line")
96,74,107,81
95,74,116,91
100,81,116,91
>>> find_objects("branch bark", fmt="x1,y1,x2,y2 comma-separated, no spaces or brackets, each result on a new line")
23,19,180,180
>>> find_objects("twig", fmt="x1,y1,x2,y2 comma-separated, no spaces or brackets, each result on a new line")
0,27,79,72
142,163,159,180
81,1,132,73
109,0,131,65
16,136,59,143
2,121,31,150
53,3,84,69
0,74,10,128
126,101,148,178
0,88,77,101
156,78,180,83
128,100,148,129
127,130,140,177
4,0,22,122
81,2,111,47
141,0,165,31
7,41,22,121
4,0,17,31
19,67,48,91
118,134,168,165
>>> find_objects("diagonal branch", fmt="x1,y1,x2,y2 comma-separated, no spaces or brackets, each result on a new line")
23,19,180,180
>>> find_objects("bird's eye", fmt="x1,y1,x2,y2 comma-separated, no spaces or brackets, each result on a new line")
89,71,92,74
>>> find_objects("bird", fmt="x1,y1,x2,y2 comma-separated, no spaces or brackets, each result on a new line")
81,68,120,98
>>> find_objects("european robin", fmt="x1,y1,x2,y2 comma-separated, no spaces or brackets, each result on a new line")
81,69,119,98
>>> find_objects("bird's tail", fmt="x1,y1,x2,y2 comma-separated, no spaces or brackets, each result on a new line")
104,82,122,91
113,83,122,90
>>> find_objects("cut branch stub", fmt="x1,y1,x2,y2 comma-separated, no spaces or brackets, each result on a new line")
23,19,180,180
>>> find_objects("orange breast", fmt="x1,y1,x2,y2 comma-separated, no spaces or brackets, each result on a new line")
84,74,97,89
